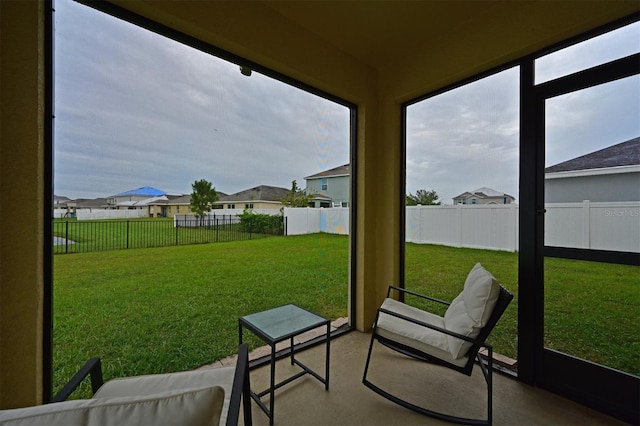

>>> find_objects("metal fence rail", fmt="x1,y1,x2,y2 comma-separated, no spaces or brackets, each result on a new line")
53,217,284,254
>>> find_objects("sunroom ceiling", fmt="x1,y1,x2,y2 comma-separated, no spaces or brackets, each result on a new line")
262,1,638,71
108,0,637,100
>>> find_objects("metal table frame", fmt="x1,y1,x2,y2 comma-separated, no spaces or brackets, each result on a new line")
239,304,330,425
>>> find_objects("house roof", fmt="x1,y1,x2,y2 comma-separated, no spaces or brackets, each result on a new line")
72,198,109,208
54,195,71,203
219,185,289,203
305,164,350,179
545,137,640,173
454,187,515,200
114,186,166,197
166,195,192,205
118,195,170,207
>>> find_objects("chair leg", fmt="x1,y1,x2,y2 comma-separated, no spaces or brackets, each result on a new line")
476,348,493,426
362,335,492,425
362,329,377,384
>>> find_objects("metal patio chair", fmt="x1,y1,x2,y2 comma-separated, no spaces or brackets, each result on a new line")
362,263,513,425
1,345,252,426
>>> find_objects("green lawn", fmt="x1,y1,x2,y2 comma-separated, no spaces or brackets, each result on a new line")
53,233,348,396
53,234,639,397
405,243,639,375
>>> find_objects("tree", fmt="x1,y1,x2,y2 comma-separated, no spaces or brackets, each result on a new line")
406,189,441,206
190,179,218,222
278,180,315,208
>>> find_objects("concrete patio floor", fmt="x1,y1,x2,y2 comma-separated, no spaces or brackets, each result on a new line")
204,325,623,425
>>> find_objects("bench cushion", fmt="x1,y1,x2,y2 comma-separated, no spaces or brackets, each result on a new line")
94,366,236,426
0,386,224,426
376,298,469,368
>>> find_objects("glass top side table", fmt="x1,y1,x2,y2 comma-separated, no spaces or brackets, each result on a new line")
239,304,330,425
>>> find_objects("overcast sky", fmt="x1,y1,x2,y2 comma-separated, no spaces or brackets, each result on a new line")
54,0,350,200
55,1,638,203
407,22,639,204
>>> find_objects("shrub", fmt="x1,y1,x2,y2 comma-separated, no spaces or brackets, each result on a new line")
238,210,284,235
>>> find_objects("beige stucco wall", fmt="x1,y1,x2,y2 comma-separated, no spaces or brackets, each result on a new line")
1,0,637,408
0,0,45,408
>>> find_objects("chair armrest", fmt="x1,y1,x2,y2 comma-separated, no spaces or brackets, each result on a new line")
226,344,252,426
387,285,451,306
377,306,488,348
51,357,104,403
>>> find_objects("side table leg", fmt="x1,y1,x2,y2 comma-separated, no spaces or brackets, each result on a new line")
325,322,330,390
290,336,295,365
269,343,275,425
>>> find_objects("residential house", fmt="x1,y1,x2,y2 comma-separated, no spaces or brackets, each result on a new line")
147,194,193,218
3,1,638,422
53,195,71,207
216,185,288,210
305,164,350,208
453,187,516,205
545,137,640,202
108,186,166,208
72,197,109,210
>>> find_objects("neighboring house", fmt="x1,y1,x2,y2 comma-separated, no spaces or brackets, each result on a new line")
147,194,193,218
453,187,515,205
53,195,71,206
71,198,110,210
216,185,289,210
545,137,640,203
108,186,166,208
304,164,350,208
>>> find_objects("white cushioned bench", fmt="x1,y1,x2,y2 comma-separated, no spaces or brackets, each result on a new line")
0,345,252,426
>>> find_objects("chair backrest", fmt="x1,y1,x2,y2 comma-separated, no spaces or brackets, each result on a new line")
466,284,513,360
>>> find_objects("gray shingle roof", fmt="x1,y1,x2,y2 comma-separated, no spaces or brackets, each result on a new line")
545,137,640,173
219,185,289,202
305,164,350,179
453,187,514,200
73,198,109,208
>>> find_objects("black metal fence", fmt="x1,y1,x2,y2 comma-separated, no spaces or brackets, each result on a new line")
53,216,284,254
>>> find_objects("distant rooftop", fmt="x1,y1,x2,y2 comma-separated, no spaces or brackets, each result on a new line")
219,185,289,202
305,164,350,179
545,137,640,173
114,186,166,197
453,187,515,200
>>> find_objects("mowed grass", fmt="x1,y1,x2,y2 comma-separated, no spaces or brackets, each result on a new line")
54,233,348,396
405,243,639,376
54,234,639,396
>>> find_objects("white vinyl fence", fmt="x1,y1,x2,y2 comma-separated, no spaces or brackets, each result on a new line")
54,208,148,220
406,204,520,251
284,207,349,236
285,202,640,253
545,201,639,253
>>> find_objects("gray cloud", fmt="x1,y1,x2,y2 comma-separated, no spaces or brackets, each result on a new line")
55,0,638,205
406,67,520,203
54,0,349,199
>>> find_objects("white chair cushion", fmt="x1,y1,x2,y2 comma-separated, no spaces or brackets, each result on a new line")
0,386,224,426
376,298,468,368
94,366,236,426
444,263,500,359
